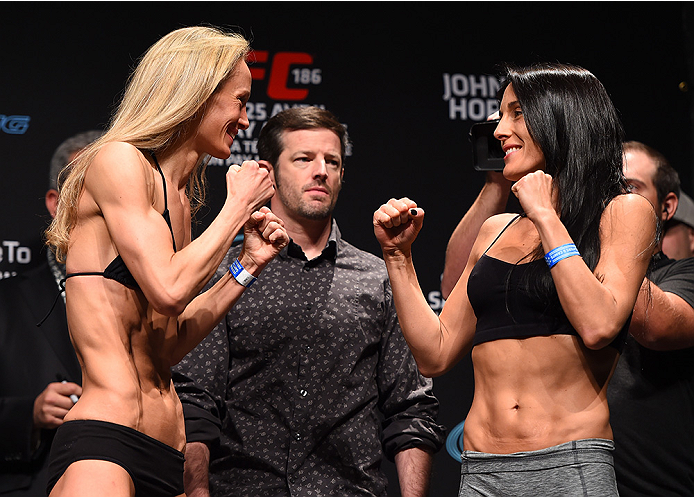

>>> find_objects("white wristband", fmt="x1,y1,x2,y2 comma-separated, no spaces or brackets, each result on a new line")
229,258,257,288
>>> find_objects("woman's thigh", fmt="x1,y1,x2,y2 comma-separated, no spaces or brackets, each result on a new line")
49,460,134,497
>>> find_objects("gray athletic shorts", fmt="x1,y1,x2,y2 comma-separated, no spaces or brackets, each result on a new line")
459,438,618,496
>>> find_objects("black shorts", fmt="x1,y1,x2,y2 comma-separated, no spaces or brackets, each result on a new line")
46,419,185,497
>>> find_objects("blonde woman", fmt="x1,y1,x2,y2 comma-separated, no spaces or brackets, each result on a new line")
44,26,289,497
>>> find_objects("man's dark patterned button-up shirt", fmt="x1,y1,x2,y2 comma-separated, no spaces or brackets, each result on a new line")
173,221,445,497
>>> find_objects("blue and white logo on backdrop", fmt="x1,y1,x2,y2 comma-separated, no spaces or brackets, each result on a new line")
0,115,31,135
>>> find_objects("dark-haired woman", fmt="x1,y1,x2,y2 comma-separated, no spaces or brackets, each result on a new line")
373,63,656,495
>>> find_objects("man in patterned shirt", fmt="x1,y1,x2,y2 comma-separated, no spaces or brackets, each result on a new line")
173,107,446,497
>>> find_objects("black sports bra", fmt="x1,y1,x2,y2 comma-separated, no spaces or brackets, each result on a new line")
467,215,628,351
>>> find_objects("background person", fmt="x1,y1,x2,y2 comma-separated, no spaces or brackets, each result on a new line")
0,130,99,497
43,26,289,497
609,140,694,496
662,190,694,260
373,63,655,495
173,106,445,497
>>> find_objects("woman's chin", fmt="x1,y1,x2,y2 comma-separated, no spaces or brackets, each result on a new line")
210,148,231,161
503,169,521,182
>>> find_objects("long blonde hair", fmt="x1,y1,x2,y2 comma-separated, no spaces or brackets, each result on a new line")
46,26,250,261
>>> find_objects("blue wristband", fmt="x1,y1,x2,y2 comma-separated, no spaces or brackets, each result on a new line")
229,258,257,287
544,243,580,269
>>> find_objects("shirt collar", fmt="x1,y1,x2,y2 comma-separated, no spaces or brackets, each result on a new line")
281,218,341,264
650,250,671,271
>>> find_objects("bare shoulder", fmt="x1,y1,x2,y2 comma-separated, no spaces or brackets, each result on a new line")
86,142,154,205
92,142,148,173
605,192,655,218
471,213,521,257
88,143,152,186
479,213,521,238
601,193,657,253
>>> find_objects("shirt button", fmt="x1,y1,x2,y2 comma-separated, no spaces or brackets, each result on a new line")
304,345,311,353
294,432,302,441
299,389,308,397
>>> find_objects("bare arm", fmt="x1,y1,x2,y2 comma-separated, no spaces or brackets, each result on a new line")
87,143,275,317
183,441,211,497
441,172,512,299
374,198,486,377
630,276,694,350
174,207,288,363
394,447,434,497
514,172,657,349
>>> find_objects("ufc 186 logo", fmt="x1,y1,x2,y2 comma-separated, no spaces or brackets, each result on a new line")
249,51,322,101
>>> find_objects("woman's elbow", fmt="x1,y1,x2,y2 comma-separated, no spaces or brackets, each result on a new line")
579,324,622,350
148,287,189,316
415,357,453,378
152,300,185,317
417,364,440,378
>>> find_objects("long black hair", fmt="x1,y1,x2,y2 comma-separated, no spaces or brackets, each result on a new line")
501,62,628,303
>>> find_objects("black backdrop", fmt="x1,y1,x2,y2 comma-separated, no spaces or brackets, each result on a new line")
2,2,693,495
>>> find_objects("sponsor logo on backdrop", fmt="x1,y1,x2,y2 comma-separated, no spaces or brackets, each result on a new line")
208,50,349,167
0,240,32,279
442,73,500,121
2,114,32,277
1,114,30,134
